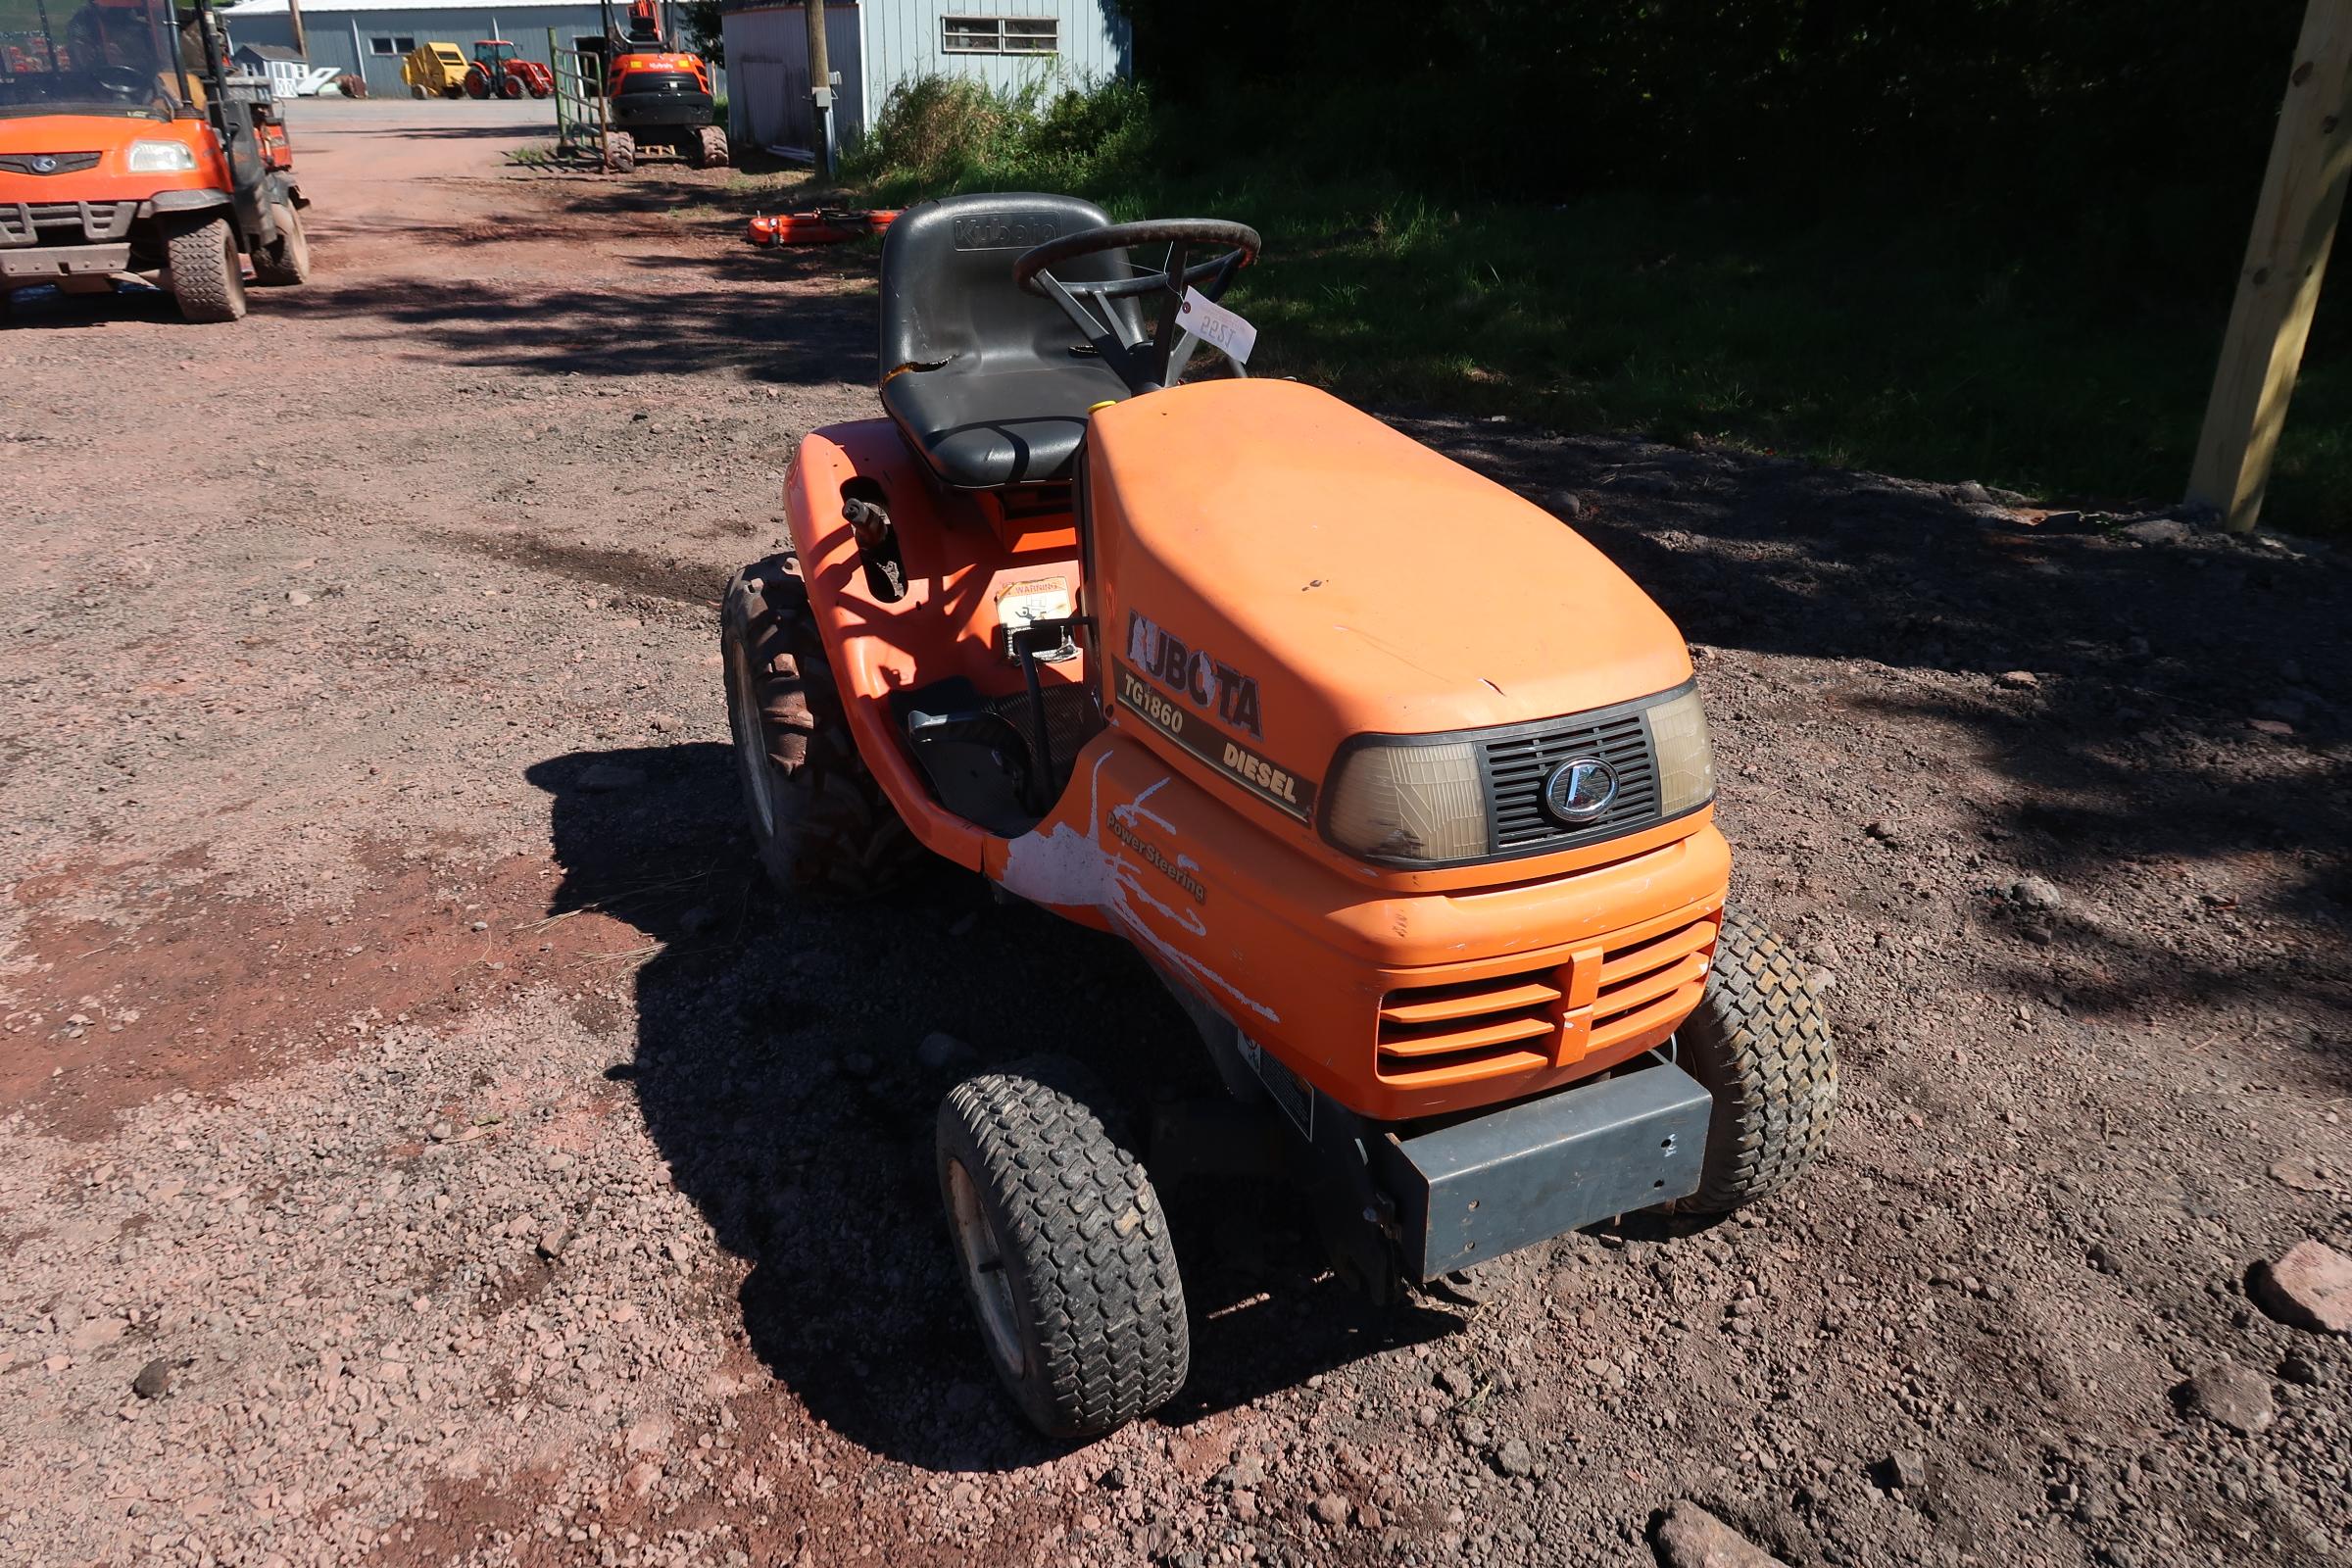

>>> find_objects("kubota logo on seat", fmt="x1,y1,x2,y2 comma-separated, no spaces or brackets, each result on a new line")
1125,608,1261,736
950,214,1064,251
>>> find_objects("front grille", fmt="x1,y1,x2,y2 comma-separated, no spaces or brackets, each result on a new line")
0,152,101,175
1375,908,1719,1087
0,200,137,247
1482,709,1661,855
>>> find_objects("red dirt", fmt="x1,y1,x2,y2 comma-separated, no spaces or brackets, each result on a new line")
3,845,647,1139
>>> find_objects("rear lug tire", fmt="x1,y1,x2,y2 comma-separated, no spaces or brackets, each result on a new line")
720,554,924,897
252,202,311,287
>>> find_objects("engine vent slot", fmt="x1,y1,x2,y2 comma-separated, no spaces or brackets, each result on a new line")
1377,969,1561,1085
1590,913,1718,1054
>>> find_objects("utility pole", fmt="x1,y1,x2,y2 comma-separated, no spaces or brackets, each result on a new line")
286,0,308,60
2188,0,2352,532
805,0,831,176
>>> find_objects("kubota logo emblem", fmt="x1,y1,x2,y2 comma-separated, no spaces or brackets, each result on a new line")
30,155,58,173
1543,758,1619,823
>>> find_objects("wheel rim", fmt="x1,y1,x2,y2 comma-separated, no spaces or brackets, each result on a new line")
727,641,776,839
945,1156,1025,1379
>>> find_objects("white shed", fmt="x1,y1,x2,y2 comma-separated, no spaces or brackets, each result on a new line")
719,0,1131,161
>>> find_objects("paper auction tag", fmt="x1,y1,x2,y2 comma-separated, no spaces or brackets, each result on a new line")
1177,286,1257,367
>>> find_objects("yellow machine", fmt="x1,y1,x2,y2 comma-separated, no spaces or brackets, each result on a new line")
398,41,470,98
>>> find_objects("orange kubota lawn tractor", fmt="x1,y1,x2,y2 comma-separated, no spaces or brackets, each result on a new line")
0,0,310,323
720,196,1838,1439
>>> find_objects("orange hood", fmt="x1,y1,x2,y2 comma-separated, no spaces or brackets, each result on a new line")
1089,378,1691,770
0,113,226,203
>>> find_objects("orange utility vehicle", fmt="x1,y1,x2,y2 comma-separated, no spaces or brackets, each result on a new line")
0,0,309,322
595,0,723,170
720,196,1838,1438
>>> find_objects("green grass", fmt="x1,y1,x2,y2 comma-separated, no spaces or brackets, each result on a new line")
831,77,2352,532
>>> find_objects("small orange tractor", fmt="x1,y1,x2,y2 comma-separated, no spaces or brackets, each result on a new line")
718,196,1839,1438
0,0,310,323
464,39,552,99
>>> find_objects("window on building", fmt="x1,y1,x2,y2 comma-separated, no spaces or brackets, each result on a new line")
394,35,416,52
368,35,397,55
941,16,1058,55
1003,18,1057,53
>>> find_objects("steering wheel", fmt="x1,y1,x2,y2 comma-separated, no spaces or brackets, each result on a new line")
1013,219,1261,395
90,65,153,102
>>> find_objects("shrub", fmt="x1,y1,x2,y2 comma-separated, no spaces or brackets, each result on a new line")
844,74,1154,199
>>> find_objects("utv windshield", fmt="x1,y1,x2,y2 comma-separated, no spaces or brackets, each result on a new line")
0,0,191,120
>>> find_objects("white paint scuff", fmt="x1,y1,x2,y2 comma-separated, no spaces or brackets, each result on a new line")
997,754,1278,1024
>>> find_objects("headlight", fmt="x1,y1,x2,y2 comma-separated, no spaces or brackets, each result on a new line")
1323,738,1486,864
126,140,198,173
1321,684,1717,867
1645,686,1716,817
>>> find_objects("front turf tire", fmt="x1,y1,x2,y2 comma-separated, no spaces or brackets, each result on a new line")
936,1066,1190,1440
164,214,247,324
721,555,923,896
1672,909,1838,1215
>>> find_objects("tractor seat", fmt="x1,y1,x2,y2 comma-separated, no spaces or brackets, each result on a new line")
878,194,1142,490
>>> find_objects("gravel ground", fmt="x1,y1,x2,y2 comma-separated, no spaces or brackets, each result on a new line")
3,99,2350,1568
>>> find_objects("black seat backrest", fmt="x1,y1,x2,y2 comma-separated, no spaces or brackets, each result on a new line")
879,193,1144,374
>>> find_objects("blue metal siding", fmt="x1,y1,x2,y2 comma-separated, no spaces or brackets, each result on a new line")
225,7,611,97
723,4,864,155
722,0,1127,155
870,0,1128,104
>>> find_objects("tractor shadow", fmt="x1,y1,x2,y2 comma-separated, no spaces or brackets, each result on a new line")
1391,410,2352,1059
528,743,1460,1471
270,265,874,384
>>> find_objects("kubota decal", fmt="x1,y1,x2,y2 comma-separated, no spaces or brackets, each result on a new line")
1114,661,1316,822
951,214,1064,251
1125,608,1263,736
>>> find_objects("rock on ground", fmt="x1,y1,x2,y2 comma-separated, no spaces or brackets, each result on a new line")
2176,1362,2277,1436
2252,1240,2352,1335
1654,1501,1788,1567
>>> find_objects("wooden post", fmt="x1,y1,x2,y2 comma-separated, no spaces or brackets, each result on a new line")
286,0,309,60
806,0,831,177
2188,0,2352,533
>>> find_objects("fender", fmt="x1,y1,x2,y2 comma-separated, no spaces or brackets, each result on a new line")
150,188,231,213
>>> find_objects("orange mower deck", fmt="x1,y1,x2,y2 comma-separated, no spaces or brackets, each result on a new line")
749,210,900,246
